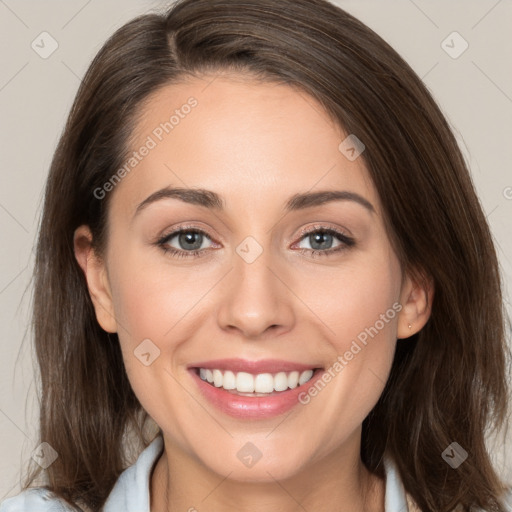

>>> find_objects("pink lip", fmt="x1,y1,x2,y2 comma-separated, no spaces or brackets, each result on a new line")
188,358,319,374
188,363,325,420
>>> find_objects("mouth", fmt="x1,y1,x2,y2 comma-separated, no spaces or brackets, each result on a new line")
187,359,326,419
193,367,322,396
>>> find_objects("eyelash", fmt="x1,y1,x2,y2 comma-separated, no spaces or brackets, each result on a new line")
156,224,355,259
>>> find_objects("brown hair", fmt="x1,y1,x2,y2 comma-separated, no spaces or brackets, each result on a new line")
23,0,511,510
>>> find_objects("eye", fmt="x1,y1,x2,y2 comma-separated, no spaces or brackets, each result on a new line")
155,224,355,260
293,225,355,258
156,225,216,259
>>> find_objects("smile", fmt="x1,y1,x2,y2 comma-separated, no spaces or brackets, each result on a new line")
188,359,325,419
198,368,316,395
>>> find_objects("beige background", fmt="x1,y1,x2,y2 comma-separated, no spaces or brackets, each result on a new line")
0,0,511,500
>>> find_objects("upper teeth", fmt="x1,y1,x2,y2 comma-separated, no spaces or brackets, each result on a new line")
199,368,315,393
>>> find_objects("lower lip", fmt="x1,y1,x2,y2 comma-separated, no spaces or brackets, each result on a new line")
189,368,325,419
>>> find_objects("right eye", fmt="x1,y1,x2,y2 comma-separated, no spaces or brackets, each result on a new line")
156,226,217,258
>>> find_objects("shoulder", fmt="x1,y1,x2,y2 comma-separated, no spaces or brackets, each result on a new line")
405,487,512,512
385,452,512,512
0,434,164,512
496,486,512,512
0,487,77,512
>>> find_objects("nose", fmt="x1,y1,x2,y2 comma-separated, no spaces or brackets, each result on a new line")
216,243,296,340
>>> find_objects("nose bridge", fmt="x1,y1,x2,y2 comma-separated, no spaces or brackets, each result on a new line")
216,233,295,337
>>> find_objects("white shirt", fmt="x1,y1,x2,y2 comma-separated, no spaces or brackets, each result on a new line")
1,434,510,511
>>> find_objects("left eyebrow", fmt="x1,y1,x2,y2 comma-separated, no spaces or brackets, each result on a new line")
132,186,375,219
285,190,375,214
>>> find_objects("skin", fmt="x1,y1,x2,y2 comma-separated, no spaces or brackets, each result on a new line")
74,72,432,512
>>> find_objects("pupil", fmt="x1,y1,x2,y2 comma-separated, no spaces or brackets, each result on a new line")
176,231,334,252
180,232,202,250
311,232,332,250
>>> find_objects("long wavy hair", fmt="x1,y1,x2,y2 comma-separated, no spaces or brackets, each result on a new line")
22,0,511,510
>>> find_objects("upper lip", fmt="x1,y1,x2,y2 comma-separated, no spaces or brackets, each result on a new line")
188,358,322,374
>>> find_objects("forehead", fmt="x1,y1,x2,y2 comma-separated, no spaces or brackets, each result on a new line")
110,73,378,219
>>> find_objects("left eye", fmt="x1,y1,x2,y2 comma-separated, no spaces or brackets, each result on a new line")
293,227,355,257
297,229,343,251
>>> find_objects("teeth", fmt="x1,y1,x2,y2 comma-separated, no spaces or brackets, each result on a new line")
223,370,236,390
198,368,315,393
254,373,274,393
288,370,299,389
274,372,289,391
237,372,255,392
213,369,223,387
299,370,313,385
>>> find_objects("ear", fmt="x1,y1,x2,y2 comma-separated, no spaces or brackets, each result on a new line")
396,269,434,339
73,225,117,333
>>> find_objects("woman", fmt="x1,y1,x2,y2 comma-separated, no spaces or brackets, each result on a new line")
1,0,511,510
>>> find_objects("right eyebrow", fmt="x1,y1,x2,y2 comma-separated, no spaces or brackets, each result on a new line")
133,187,224,220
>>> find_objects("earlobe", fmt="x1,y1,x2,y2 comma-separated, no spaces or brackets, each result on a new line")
397,271,434,339
73,225,118,333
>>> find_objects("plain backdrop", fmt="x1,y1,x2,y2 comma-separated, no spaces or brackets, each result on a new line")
0,0,511,500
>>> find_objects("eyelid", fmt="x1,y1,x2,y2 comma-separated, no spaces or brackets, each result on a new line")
293,223,353,242
157,223,351,245
157,223,219,247
156,222,355,258
290,223,355,254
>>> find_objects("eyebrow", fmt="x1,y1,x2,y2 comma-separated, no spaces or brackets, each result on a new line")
133,186,375,218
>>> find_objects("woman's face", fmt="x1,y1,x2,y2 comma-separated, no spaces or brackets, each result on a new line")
79,73,422,482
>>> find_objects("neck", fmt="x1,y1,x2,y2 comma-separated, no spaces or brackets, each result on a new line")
150,433,385,512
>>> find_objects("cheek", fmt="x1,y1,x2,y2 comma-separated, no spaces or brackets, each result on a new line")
108,246,211,341
293,247,402,352
105,245,224,400
106,253,196,420
291,247,401,424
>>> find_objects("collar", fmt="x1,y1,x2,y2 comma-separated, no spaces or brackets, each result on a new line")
102,434,410,511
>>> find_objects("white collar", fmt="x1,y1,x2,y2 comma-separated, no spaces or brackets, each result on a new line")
103,434,410,511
